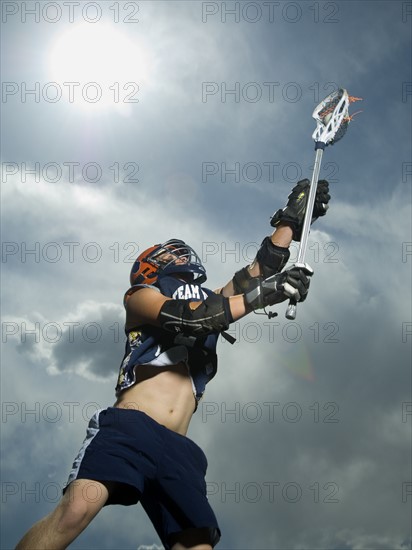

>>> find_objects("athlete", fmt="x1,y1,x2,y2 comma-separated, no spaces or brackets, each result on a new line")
16,179,330,550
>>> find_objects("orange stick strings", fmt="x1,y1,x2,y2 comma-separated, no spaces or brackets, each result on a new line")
344,110,363,122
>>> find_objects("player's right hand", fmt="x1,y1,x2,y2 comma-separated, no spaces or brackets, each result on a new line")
271,263,313,303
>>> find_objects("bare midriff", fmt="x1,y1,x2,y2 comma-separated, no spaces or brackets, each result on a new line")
113,362,196,435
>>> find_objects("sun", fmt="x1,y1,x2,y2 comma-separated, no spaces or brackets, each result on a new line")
49,23,150,113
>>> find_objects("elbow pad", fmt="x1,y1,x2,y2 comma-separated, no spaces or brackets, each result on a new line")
232,237,290,294
256,237,290,278
232,266,253,295
159,294,233,336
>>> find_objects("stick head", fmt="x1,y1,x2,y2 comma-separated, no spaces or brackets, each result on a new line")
312,88,362,146
312,88,350,145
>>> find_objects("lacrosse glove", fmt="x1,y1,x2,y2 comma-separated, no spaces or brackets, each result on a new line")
244,263,313,311
270,179,330,241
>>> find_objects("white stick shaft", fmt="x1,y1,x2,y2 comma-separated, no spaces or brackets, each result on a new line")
285,146,324,320
298,147,324,263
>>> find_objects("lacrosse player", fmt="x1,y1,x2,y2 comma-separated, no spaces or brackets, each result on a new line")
16,179,329,550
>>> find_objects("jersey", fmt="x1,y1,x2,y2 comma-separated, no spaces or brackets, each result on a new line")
115,275,219,409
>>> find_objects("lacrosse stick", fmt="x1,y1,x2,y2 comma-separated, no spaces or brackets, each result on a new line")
285,88,362,320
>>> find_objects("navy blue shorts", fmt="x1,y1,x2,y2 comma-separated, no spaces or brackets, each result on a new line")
64,408,220,548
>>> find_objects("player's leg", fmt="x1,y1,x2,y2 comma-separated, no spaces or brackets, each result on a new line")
15,479,113,550
140,423,220,550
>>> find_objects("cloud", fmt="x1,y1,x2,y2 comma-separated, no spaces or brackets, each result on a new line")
13,300,124,380
2,164,411,549
1,2,411,549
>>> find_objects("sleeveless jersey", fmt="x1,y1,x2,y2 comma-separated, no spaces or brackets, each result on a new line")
115,276,219,408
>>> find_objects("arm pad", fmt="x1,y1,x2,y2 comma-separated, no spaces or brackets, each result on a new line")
232,237,290,294
255,236,290,278
232,267,253,295
158,294,233,336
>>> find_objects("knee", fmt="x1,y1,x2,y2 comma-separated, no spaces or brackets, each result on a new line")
53,482,107,535
53,497,92,534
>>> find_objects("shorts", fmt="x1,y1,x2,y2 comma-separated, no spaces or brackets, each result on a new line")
64,407,220,548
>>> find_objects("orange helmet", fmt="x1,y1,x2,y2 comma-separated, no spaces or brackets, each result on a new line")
129,239,206,286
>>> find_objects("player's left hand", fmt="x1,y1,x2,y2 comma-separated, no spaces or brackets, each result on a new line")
244,263,313,310
270,179,330,241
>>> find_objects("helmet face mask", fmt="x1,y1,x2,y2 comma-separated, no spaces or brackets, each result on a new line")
130,239,206,286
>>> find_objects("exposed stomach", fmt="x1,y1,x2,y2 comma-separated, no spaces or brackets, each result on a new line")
113,362,196,435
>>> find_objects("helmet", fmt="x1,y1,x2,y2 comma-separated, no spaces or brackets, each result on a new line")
129,239,206,286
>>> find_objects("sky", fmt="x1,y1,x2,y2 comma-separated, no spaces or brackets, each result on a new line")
1,1,411,549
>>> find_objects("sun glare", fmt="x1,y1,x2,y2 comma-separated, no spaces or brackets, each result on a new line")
49,23,150,113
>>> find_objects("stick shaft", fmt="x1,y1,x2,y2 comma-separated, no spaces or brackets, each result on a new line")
285,145,324,320
297,147,324,263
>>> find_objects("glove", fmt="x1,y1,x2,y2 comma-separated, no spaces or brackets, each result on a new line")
270,179,330,241
244,263,314,311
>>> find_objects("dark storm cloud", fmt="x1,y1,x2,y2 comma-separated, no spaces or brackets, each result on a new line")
1,1,411,549
14,302,125,380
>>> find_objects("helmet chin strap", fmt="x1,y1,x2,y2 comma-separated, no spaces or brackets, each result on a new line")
162,272,194,282
158,269,204,284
